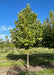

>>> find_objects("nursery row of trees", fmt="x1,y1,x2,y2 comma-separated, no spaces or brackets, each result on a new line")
0,36,14,49
0,4,54,49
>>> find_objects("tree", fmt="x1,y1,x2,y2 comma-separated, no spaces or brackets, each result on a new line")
5,36,12,47
42,10,54,48
5,36,10,47
0,39,5,49
10,4,42,69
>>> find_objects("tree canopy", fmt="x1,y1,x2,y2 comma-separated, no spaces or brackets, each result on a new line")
10,4,42,49
42,10,54,48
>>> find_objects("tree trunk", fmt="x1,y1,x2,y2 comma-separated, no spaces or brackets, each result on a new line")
27,50,29,70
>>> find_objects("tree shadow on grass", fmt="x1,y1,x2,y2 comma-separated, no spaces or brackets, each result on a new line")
6,53,26,60
6,53,54,70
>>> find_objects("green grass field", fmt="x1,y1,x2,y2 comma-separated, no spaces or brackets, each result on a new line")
0,47,54,74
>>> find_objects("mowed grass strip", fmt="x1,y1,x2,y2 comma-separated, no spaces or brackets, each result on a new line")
0,47,54,60
0,59,26,67
0,47,54,67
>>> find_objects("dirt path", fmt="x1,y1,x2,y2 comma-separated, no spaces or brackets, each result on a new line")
0,67,10,75
0,60,14,62
0,65,27,75
0,65,44,75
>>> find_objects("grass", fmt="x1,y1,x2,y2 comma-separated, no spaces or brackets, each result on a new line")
0,47,54,60
20,69,54,75
0,60,25,67
0,47,54,65
0,47,54,74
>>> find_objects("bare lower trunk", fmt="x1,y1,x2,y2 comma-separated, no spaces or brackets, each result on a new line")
27,50,29,70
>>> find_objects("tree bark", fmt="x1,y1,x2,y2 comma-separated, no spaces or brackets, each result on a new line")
27,50,29,70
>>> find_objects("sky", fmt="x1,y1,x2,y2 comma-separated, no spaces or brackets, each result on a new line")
0,0,54,40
